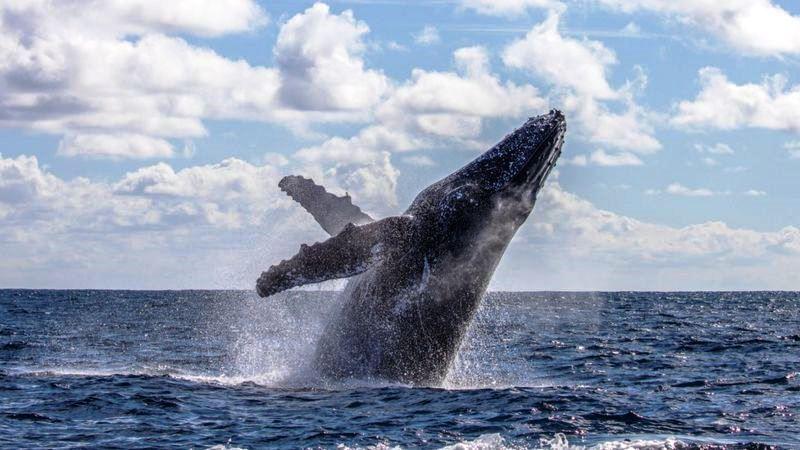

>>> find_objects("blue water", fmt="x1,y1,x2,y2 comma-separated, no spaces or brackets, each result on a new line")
0,290,798,449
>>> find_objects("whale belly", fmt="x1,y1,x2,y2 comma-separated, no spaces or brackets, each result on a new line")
311,260,485,385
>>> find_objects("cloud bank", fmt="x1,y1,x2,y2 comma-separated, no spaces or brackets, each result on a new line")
1,1,799,290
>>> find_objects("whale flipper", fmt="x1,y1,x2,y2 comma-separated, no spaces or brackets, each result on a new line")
256,215,413,298
279,175,374,236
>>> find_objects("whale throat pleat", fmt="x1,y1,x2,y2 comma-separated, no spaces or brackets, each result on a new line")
256,216,413,298
279,175,374,236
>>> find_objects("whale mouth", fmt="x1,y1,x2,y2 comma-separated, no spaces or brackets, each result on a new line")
508,110,566,192
406,110,566,220
444,110,566,196
477,109,566,197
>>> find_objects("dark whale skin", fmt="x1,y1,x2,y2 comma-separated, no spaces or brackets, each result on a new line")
310,111,567,385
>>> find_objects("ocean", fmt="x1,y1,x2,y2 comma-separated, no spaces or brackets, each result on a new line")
0,290,797,449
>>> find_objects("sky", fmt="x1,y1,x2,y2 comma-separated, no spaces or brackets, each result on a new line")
1,0,799,290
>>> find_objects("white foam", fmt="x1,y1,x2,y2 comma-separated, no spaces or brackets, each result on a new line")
336,434,690,450
439,433,519,450
336,443,403,450
205,442,248,450
7,364,419,391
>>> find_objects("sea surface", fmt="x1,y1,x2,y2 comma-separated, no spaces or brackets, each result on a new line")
0,290,798,449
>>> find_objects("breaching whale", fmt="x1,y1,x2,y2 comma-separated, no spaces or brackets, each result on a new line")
257,110,566,385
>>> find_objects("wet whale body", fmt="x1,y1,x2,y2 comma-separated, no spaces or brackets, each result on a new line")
257,110,566,385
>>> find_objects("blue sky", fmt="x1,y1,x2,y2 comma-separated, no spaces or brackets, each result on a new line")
1,0,799,290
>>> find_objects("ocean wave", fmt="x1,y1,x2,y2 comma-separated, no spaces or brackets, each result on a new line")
332,434,777,450
8,365,563,391
438,434,691,450
6,365,418,390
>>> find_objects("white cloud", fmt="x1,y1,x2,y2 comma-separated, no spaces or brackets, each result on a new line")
57,133,176,159
590,149,644,166
289,124,409,209
0,0,267,39
0,152,327,288
673,67,800,132
745,190,767,197
262,152,290,167
403,155,437,167
295,126,421,166
380,46,545,139
503,13,660,153
595,0,800,57
785,141,800,159
691,144,733,168
0,151,301,232
460,0,564,17
386,41,408,52
0,29,281,139
494,180,800,290
274,2,388,111
566,93,660,153
621,22,641,36
503,13,617,100
3,152,799,290
0,1,392,160
565,154,588,166
569,149,643,166
700,157,718,167
695,143,734,155
291,46,547,209
413,26,441,45
665,183,716,197
4,2,799,290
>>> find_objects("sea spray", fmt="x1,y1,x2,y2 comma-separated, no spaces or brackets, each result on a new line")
210,290,342,386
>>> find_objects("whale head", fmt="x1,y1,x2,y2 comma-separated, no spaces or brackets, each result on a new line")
407,110,566,241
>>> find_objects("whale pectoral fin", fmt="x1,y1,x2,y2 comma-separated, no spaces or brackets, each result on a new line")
256,216,413,298
279,175,374,236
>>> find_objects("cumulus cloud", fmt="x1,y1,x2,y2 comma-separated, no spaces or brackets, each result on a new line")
503,13,660,153
594,0,800,57
294,137,402,209
460,0,564,17
0,150,398,287
568,149,643,166
3,151,800,289
292,45,547,209
57,133,177,159
673,67,800,132
0,0,267,38
0,152,294,232
379,46,546,140
0,152,326,288
275,2,389,111
496,180,800,290
503,13,617,100
413,26,441,45
0,1,391,159
4,2,798,290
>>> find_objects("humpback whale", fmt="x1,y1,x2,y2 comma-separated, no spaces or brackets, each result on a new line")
257,110,566,385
